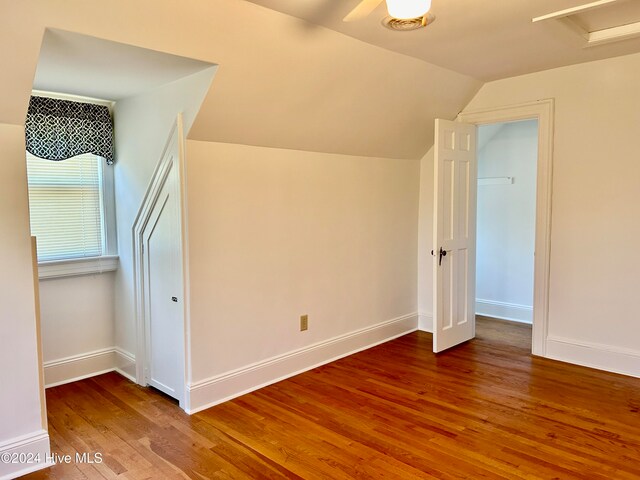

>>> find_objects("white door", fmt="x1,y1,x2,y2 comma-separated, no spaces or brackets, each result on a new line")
142,137,185,402
433,119,477,353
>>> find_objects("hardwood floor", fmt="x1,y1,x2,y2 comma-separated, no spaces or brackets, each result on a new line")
23,318,640,479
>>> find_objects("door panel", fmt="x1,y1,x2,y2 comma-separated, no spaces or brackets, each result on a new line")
142,147,185,402
433,119,477,353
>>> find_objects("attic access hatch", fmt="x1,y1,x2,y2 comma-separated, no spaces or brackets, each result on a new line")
533,0,640,47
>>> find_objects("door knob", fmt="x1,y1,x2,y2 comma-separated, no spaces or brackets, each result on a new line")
171,297,178,302
439,247,447,266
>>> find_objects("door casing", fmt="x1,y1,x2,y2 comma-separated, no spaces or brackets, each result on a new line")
457,99,554,356
132,115,191,409
142,167,183,400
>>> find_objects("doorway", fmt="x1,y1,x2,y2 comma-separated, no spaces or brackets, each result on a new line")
433,100,554,356
475,119,538,344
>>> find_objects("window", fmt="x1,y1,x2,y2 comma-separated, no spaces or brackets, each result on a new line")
26,152,105,261
24,92,118,277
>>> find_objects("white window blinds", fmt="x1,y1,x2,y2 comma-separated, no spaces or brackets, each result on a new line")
26,152,104,261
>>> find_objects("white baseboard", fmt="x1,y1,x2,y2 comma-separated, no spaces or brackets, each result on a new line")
476,299,532,324
44,348,116,388
114,348,136,382
414,312,638,380
418,312,433,332
44,347,136,388
0,430,51,480
186,313,418,414
546,336,640,378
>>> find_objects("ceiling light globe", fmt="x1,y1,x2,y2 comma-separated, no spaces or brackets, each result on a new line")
386,0,432,19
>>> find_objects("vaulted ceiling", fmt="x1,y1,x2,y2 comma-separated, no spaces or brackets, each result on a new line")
244,0,640,80
33,30,215,101
1,0,639,160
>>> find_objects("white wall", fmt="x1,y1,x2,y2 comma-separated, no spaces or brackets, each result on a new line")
476,120,537,323
113,67,216,364
0,124,49,478
38,273,115,385
419,51,640,377
39,275,115,360
185,141,420,410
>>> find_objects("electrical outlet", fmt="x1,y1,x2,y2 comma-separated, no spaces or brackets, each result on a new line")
300,314,308,331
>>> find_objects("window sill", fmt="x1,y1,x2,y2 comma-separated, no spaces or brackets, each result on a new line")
38,255,119,280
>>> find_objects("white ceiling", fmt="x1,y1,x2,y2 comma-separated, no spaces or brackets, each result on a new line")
243,0,640,80
33,29,215,101
12,0,640,159
574,1,640,31
0,0,482,160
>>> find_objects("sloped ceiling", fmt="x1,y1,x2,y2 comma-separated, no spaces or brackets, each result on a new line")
33,29,216,101
245,0,640,81
0,0,481,160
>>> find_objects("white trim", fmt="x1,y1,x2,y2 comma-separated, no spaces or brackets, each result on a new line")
114,369,136,384
132,115,188,409
45,369,115,389
0,430,49,455
557,18,640,48
186,313,418,414
418,312,433,332
586,21,640,46
114,348,137,383
43,347,136,387
133,139,174,387
178,117,194,406
38,255,118,279
531,1,640,47
546,336,640,378
458,99,555,357
100,153,118,256
476,299,533,324
531,0,619,23
31,89,114,112
0,430,51,480
44,348,115,388
114,347,135,363
44,347,114,369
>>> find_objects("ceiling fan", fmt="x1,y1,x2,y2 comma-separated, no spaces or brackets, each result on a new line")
343,0,435,30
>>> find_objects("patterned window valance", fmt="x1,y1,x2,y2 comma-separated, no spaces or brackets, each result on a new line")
25,95,114,165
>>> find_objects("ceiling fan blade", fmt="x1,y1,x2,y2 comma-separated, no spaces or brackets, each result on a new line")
343,0,384,22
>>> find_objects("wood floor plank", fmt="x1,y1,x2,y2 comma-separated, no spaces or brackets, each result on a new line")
21,318,640,479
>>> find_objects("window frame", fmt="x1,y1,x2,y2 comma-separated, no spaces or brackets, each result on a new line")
29,90,118,279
